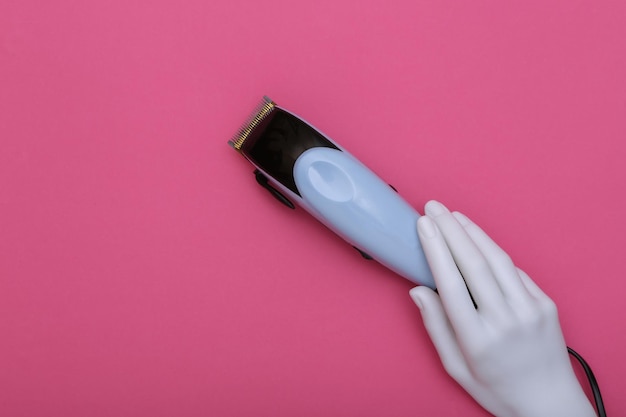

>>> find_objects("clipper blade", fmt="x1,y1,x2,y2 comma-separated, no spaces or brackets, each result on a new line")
228,96,276,151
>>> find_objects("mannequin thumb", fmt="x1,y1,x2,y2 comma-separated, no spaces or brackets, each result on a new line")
409,286,435,312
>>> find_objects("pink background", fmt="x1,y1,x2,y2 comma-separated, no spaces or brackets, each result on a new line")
1,1,625,416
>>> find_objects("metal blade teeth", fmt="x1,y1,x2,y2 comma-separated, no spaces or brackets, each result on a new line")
228,96,275,151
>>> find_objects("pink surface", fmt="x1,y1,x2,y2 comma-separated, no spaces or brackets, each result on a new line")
1,1,625,416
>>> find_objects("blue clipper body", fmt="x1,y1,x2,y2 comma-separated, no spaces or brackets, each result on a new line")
229,97,435,288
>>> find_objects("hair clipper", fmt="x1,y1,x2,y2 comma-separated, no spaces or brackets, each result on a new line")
228,96,435,288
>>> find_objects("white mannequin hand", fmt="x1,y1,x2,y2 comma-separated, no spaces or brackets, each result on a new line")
410,200,596,417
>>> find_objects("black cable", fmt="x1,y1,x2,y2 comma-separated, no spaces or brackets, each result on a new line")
567,346,606,417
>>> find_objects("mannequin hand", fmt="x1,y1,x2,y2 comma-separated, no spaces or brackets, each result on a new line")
410,201,595,417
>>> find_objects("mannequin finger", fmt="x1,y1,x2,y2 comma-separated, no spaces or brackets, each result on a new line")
417,216,481,336
424,201,507,314
451,211,532,306
409,286,472,385
516,267,552,304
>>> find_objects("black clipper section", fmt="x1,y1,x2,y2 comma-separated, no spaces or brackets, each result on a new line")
353,246,374,260
254,169,295,209
241,109,339,196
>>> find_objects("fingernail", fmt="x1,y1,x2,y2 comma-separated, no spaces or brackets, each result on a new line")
409,287,424,310
425,200,448,217
418,216,437,238
452,211,470,226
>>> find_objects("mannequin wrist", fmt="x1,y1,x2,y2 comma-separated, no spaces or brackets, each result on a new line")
507,378,595,417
